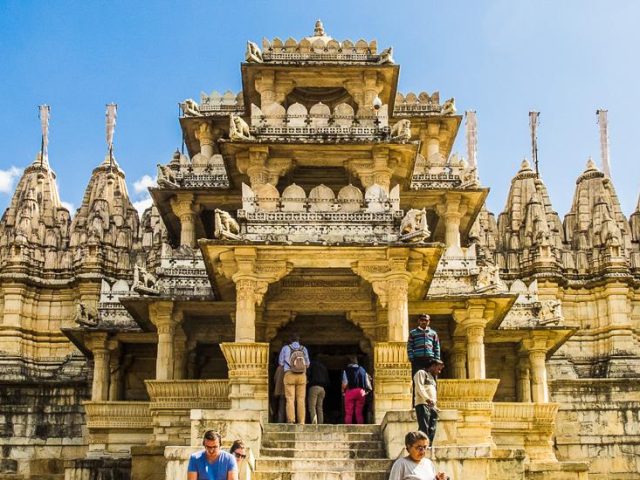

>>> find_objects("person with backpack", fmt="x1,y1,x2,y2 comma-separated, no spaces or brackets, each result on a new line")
341,355,369,424
278,333,310,424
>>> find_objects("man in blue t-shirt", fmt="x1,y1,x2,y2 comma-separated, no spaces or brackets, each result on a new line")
187,430,238,480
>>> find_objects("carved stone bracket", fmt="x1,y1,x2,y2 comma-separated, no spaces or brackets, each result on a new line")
220,342,270,412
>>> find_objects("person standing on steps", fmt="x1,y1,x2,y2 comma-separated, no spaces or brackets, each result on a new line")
407,314,441,378
414,359,444,446
278,333,310,424
307,354,329,424
388,431,448,480
187,430,238,480
341,355,369,424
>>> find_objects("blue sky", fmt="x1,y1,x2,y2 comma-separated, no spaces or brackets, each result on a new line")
1,0,639,218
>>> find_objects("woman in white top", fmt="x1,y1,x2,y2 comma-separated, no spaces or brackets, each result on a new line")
388,431,448,480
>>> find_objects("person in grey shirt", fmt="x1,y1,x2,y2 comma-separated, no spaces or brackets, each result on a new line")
388,431,447,480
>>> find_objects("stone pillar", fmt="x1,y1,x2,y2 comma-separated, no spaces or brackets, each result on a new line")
372,147,392,191
450,338,467,379
373,342,412,423
87,333,110,401
529,349,549,403
437,194,468,253
195,122,214,158
426,122,441,159
173,327,187,380
247,147,270,187
517,356,532,402
108,341,121,401
170,194,197,248
149,301,180,381
234,278,267,343
255,69,276,108
220,342,269,414
466,325,486,379
386,278,409,342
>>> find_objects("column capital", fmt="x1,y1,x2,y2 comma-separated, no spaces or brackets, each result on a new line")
194,121,214,144
149,301,182,333
170,193,196,218
85,332,109,353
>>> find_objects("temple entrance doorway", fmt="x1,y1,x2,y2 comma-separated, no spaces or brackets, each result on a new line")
268,314,373,424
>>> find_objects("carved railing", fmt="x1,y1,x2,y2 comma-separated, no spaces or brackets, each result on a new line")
492,402,559,430
83,401,152,429
250,123,390,140
438,379,500,409
145,380,231,410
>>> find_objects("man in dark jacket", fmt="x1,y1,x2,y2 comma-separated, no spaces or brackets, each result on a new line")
307,355,329,424
407,314,441,377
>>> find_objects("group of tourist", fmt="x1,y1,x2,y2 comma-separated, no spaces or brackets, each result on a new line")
188,314,448,479
273,334,373,425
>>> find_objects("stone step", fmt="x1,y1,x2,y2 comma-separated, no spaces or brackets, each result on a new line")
255,471,389,480
261,439,385,451
261,431,380,442
263,424,380,434
261,447,385,459
256,458,393,472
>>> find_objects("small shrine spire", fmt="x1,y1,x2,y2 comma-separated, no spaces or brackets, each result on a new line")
465,111,477,169
313,19,325,37
597,109,611,177
105,103,117,166
529,111,540,176
38,104,50,167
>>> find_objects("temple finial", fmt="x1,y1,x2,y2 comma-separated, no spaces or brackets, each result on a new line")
465,111,477,170
597,109,611,177
38,104,50,167
105,103,117,166
529,111,540,176
314,19,325,37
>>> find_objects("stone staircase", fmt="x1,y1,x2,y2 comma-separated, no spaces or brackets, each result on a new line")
255,424,393,480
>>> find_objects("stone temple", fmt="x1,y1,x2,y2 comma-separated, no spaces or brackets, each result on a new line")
1,21,639,480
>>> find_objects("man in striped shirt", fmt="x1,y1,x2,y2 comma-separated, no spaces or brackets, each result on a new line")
407,313,441,377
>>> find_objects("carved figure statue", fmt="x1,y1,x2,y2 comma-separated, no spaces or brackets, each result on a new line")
539,300,561,324
214,208,241,240
476,263,504,291
390,119,412,142
75,302,99,328
245,41,263,63
441,97,456,115
157,164,178,188
229,114,252,141
133,265,160,295
379,47,394,64
400,208,430,242
180,98,202,117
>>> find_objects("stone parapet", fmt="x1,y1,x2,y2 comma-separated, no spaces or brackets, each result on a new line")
373,342,412,423
83,401,152,455
144,380,231,447
220,342,269,412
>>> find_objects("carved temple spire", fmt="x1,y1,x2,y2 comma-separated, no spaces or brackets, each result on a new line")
68,121,141,275
313,19,325,37
496,158,564,277
0,107,72,274
563,158,631,275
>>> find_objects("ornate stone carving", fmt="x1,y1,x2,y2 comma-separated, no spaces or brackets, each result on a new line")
133,264,159,295
441,97,456,115
390,119,411,142
180,98,202,117
75,302,99,328
214,209,241,240
399,208,430,242
229,114,253,141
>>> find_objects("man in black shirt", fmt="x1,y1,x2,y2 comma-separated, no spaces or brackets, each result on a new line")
307,355,329,424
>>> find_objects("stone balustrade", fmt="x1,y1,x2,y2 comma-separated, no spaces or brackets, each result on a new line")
83,401,152,454
145,380,230,410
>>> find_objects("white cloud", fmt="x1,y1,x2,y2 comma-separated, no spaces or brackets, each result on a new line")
61,201,75,216
132,198,153,215
133,174,157,194
0,166,22,194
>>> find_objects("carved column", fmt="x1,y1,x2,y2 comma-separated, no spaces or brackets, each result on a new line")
149,301,181,381
173,327,187,380
529,349,549,403
220,342,269,413
425,122,441,159
450,337,467,379
108,340,121,401
372,147,392,191
195,122,214,158
247,147,270,187
255,70,276,108
170,194,197,248
385,277,410,342
437,194,468,251
455,304,488,380
517,356,532,402
87,333,110,401
234,278,267,343
373,342,412,423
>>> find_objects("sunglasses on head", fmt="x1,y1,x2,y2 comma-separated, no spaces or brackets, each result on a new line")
234,452,247,459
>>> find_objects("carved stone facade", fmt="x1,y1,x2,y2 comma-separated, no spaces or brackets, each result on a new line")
1,21,639,480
